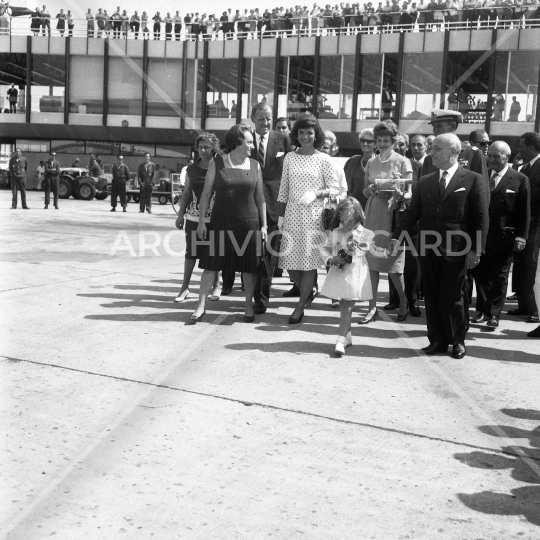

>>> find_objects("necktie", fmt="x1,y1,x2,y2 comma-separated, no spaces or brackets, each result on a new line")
489,172,498,192
521,162,531,176
258,136,265,168
439,170,448,198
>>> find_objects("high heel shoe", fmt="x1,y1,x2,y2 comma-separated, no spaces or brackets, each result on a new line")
358,308,378,325
189,310,205,323
397,303,408,322
174,289,191,303
288,311,304,324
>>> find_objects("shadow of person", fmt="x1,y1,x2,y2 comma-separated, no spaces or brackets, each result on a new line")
454,408,540,527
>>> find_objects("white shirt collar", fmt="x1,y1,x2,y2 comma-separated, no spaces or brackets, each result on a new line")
528,154,540,168
491,164,509,187
439,162,459,188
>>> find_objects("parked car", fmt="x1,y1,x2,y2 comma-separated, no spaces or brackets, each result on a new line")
58,167,109,201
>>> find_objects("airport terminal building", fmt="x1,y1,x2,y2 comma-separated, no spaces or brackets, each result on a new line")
0,27,539,177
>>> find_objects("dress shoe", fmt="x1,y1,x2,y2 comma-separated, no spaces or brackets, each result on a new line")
471,312,488,323
358,308,378,324
486,316,499,328
253,305,267,315
174,289,191,303
527,314,540,324
452,343,467,359
288,311,304,324
23,206,29,209
383,301,400,311
54,205,59,209
221,287,232,296
243,314,255,323
189,310,205,323
507,308,532,316
283,285,300,297
10,206,16,209
147,209,152,214
422,342,448,355
123,207,126,212
409,305,421,317
305,288,318,307
44,205,48,209
527,325,540,338
110,208,116,212
507,293,517,301
139,210,144,213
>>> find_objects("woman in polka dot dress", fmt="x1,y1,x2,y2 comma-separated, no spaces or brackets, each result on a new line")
277,114,339,324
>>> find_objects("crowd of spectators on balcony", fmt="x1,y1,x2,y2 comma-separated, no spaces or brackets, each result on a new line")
5,0,539,40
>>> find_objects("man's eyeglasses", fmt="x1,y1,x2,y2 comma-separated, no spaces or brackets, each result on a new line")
360,139,375,144
476,141,492,146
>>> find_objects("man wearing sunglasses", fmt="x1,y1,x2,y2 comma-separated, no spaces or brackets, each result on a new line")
469,129,491,157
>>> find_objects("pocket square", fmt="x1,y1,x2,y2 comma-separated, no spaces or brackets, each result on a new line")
506,189,515,193
454,187,466,193
276,152,285,158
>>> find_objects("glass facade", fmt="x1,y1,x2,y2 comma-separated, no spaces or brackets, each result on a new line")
242,57,275,119
147,59,182,117
206,59,239,119
318,55,355,120
401,53,444,121
70,56,104,115
493,51,539,123
31,54,66,113
183,59,204,125
445,51,490,124
356,54,383,121
0,53,27,114
108,57,144,116
279,55,315,123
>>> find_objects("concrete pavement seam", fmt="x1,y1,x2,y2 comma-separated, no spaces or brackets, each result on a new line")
2,354,537,463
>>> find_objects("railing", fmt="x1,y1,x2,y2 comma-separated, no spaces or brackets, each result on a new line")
1,8,540,42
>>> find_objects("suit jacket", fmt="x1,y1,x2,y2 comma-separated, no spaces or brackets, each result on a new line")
250,130,292,224
343,155,368,209
485,167,530,252
138,161,157,183
392,166,489,261
521,157,540,229
45,159,60,177
9,156,28,178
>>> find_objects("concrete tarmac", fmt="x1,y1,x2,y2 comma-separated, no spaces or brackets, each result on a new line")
1,191,539,539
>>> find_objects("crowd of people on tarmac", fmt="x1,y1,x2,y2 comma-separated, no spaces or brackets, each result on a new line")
18,1,540,40
161,102,540,359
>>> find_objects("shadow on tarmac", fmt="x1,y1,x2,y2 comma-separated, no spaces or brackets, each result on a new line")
454,408,540,527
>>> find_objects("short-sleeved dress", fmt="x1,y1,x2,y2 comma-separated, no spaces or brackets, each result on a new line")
184,162,214,260
278,152,339,271
199,155,261,274
363,152,412,273
320,225,374,301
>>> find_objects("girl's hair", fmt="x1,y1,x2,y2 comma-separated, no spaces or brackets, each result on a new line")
329,197,365,230
289,113,325,149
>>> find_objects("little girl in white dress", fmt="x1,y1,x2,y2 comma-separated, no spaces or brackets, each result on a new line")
320,197,375,356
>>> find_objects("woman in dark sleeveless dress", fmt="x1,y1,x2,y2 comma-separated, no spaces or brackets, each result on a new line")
175,132,221,303
190,124,268,323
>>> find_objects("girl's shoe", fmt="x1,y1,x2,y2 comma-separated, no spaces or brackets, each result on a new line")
175,289,190,303
358,308,379,324
335,336,349,356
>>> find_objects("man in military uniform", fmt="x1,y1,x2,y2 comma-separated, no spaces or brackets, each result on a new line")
44,152,60,209
137,152,156,214
111,155,131,212
9,148,29,209
422,109,489,186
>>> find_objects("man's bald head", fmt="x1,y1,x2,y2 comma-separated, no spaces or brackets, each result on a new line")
431,133,462,170
487,140,512,172
490,140,511,156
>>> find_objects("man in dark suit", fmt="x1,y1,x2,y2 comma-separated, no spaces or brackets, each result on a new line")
528,220,540,337
472,141,530,328
247,102,292,313
388,133,489,359
137,152,156,214
9,148,29,210
44,152,60,210
509,132,540,323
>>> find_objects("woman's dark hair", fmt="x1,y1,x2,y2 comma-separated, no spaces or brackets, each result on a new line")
289,113,325,149
225,124,254,153
195,132,221,154
373,120,399,143
329,197,365,231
